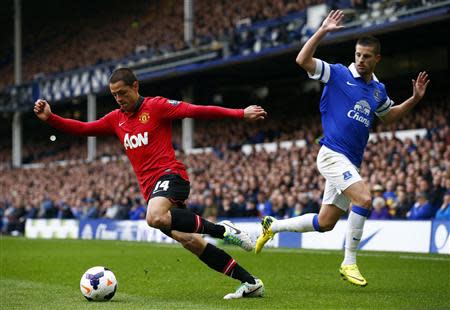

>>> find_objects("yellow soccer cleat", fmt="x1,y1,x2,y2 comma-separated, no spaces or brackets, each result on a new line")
339,264,368,287
255,216,276,254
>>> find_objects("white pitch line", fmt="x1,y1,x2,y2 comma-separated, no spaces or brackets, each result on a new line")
255,247,450,261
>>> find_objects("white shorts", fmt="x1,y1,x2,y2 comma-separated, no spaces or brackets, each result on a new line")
316,145,362,211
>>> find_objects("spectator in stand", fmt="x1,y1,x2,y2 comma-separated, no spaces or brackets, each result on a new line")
188,194,205,216
429,172,446,210
435,190,450,220
128,201,146,220
232,193,247,217
202,196,220,222
369,197,390,220
298,192,321,215
81,199,99,220
5,199,26,235
390,190,412,218
407,192,434,220
220,198,239,218
25,203,39,220
243,199,259,217
383,180,397,208
38,197,58,219
57,200,75,219
256,192,272,217
404,181,417,208
372,184,384,198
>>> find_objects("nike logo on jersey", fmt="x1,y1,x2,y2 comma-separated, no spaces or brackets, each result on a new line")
346,81,357,86
119,121,126,126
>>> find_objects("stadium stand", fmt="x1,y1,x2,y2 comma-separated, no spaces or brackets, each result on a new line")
1,0,446,92
1,0,449,235
1,95,448,234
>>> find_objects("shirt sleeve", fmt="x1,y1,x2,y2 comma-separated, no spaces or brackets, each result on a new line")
375,85,394,117
152,96,244,120
307,58,332,83
375,97,393,117
46,111,116,136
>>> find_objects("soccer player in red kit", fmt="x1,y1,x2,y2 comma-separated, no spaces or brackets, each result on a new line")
34,68,267,299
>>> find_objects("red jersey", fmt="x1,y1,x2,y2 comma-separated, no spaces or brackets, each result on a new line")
46,96,244,200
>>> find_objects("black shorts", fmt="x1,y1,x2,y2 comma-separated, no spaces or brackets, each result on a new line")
149,174,190,207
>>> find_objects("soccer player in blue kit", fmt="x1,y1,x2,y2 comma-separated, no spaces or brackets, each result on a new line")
255,10,430,286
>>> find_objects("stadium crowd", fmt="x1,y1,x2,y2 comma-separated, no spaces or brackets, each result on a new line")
1,96,448,234
0,0,325,90
1,0,449,235
1,0,437,90
0,92,447,163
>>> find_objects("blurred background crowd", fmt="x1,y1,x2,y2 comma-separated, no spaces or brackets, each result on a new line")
1,0,449,235
0,0,437,90
1,95,448,234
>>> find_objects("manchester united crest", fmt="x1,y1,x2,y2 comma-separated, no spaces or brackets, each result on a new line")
139,112,150,124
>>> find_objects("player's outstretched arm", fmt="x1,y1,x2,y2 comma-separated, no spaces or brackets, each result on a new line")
296,10,344,74
380,71,430,124
181,103,266,121
33,99,115,136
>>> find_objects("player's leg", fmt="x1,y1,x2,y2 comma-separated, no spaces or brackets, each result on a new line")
314,146,369,286
255,146,354,253
339,179,371,287
255,180,345,253
146,174,252,251
163,229,264,299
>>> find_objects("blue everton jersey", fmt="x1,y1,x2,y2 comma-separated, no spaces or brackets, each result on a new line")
308,60,393,167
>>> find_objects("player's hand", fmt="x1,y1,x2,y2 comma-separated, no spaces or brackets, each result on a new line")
243,105,267,121
412,71,430,101
321,10,345,33
33,99,52,121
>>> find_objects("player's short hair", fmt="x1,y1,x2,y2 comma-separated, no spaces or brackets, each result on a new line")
356,36,381,55
109,68,138,86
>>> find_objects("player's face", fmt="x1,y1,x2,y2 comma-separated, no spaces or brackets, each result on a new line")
110,80,139,112
354,44,380,78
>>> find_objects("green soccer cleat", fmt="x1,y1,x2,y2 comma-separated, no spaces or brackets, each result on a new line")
255,216,276,254
219,220,253,252
339,264,368,287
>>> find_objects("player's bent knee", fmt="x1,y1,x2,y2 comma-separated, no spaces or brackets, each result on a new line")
357,195,372,209
320,222,336,232
146,214,168,229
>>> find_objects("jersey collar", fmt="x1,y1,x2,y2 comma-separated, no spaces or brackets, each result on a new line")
348,63,379,82
122,96,144,115
133,96,145,112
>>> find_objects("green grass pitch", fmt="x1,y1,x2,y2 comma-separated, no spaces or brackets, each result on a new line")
1,237,449,309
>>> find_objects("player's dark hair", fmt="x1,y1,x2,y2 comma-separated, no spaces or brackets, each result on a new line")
356,36,381,55
109,68,138,86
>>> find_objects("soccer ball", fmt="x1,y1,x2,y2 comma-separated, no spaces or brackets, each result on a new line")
80,266,118,301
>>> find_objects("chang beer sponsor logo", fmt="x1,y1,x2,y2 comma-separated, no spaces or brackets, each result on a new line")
347,100,371,127
123,132,148,150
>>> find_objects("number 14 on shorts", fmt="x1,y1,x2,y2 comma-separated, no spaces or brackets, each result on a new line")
153,180,170,193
